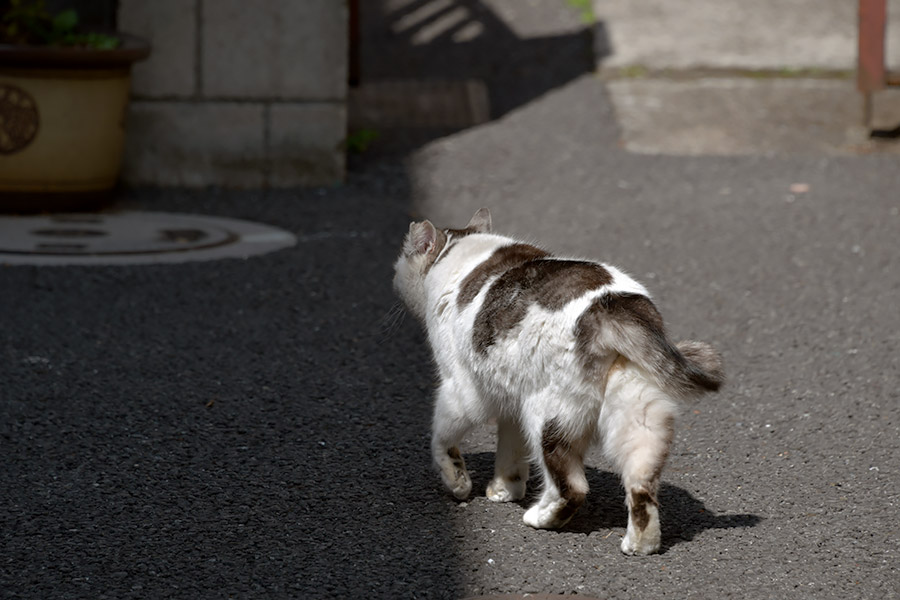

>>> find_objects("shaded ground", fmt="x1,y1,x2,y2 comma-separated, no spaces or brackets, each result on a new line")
1,178,471,598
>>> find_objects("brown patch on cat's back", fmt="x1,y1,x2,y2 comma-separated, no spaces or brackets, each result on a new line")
472,295,529,354
457,243,549,307
471,259,612,354
529,260,612,310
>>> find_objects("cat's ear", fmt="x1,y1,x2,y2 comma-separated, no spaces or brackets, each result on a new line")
466,208,492,233
409,220,439,255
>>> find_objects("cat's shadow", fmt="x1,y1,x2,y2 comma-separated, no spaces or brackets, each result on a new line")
466,452,762,554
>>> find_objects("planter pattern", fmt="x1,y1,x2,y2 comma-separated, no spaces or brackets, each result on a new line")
0,83,39,154
0,35,150,211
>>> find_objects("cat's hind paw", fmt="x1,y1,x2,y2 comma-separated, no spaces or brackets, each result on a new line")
620,532,660,556
522,500,568,529
621,493,662,555
486,476,526,503
620,513,661,555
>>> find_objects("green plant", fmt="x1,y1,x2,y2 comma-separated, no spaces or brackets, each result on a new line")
344,128,380,154
618,64,649,79
1,0,119,49
566,0,595,24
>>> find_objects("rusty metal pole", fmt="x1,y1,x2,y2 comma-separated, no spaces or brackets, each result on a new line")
858,0,887,128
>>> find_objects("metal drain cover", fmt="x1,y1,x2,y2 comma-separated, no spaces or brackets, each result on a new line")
0,212,296,266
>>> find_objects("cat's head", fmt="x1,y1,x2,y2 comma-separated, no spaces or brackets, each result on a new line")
393,208,492,320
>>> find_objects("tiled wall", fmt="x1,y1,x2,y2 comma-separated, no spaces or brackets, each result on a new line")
119,0,347,187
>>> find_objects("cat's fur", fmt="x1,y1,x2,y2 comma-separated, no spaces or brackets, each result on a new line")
393,208,723,555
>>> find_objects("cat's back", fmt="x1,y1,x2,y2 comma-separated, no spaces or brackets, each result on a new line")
432,233,645,312
426,232,526,297
429,233,647,349
433,232,514,277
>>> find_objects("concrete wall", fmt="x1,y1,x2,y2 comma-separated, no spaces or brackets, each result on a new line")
118,0,347,187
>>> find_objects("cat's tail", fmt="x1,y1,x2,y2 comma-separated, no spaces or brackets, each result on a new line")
667,339,725,396
578,293,724,399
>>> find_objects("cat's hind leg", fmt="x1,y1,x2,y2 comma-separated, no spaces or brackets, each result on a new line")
432,379,474,500
522,419,590,529
486,418,529,502
600,358,677,555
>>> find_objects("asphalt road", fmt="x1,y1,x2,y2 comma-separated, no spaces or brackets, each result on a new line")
3,74,899,598
3,2,900,598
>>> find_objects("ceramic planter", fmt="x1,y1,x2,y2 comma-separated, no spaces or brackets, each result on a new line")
0,34,150,212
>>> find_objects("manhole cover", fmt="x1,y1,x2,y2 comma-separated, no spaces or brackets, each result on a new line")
0,212,296,266
461,596,606,600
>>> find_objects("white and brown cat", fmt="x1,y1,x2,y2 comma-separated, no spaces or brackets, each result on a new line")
393,208,723,555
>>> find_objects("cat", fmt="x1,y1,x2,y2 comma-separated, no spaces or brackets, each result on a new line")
393,208,723,555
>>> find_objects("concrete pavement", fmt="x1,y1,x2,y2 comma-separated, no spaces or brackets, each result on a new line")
594,0,900,71
595,0,900,154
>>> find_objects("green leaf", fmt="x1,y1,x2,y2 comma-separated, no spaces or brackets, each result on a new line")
52,8,77,33
90,34,119,50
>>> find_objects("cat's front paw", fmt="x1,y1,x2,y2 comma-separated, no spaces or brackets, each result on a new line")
437,446,472,499
449,474,472,500
440,463,471,499
486,476,526,503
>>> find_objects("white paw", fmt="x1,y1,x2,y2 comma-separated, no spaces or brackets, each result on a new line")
438,449,471,499
620,526,661,555
619,535,659,556
522,505,545,528
486,477,526,503
522,501,563,529
447,472,472,500
620,496,661,555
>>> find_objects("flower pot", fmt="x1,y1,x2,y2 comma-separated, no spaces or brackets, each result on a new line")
0,34,150,212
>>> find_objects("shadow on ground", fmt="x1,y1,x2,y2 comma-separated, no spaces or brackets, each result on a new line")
464,452,761,554
870,123,900,139
352,0,604,154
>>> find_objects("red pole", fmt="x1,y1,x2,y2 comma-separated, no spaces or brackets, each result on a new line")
858,0,886,93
